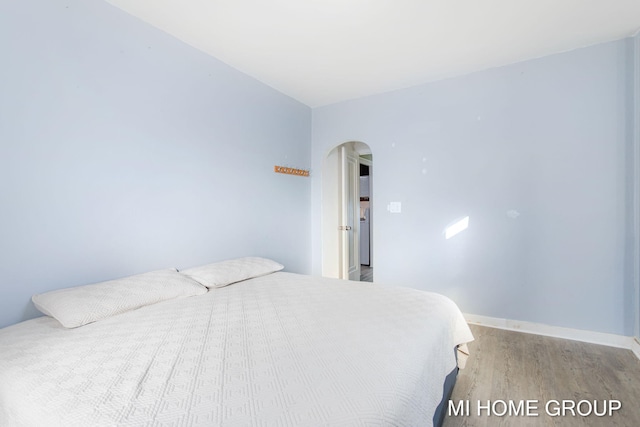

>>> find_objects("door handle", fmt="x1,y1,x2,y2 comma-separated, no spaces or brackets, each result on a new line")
338,226,352,230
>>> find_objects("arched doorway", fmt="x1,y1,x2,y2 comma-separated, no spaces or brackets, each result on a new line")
321,141,373,281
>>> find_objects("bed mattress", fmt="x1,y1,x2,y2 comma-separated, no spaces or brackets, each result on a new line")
0,272,473,426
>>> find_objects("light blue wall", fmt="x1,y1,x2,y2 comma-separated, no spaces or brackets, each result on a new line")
624,34,639,340
312,39,633,335
0,0,311,328
633,31,640,339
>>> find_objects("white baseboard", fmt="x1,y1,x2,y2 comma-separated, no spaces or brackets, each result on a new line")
464,313,639,360
632,337,640,360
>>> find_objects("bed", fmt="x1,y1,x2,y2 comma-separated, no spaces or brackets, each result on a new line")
0,258,473,426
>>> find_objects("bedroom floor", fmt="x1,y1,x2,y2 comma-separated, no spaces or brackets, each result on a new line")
360,265,373,282
444,324,640,427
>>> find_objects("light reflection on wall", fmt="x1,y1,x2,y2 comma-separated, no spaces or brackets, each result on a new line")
445,216,469,239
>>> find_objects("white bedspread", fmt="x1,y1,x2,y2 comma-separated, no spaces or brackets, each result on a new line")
0,272,473,426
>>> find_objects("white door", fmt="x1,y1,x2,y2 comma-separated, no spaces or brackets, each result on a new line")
339,144,360,280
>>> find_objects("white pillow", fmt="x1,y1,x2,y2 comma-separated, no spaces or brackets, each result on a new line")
181,257,284,289
32,268,207,328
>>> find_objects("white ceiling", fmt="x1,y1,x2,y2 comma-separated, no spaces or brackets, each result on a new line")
105,0,640,107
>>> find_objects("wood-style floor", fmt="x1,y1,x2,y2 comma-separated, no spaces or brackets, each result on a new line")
360,265,373,282
444,324,640,427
